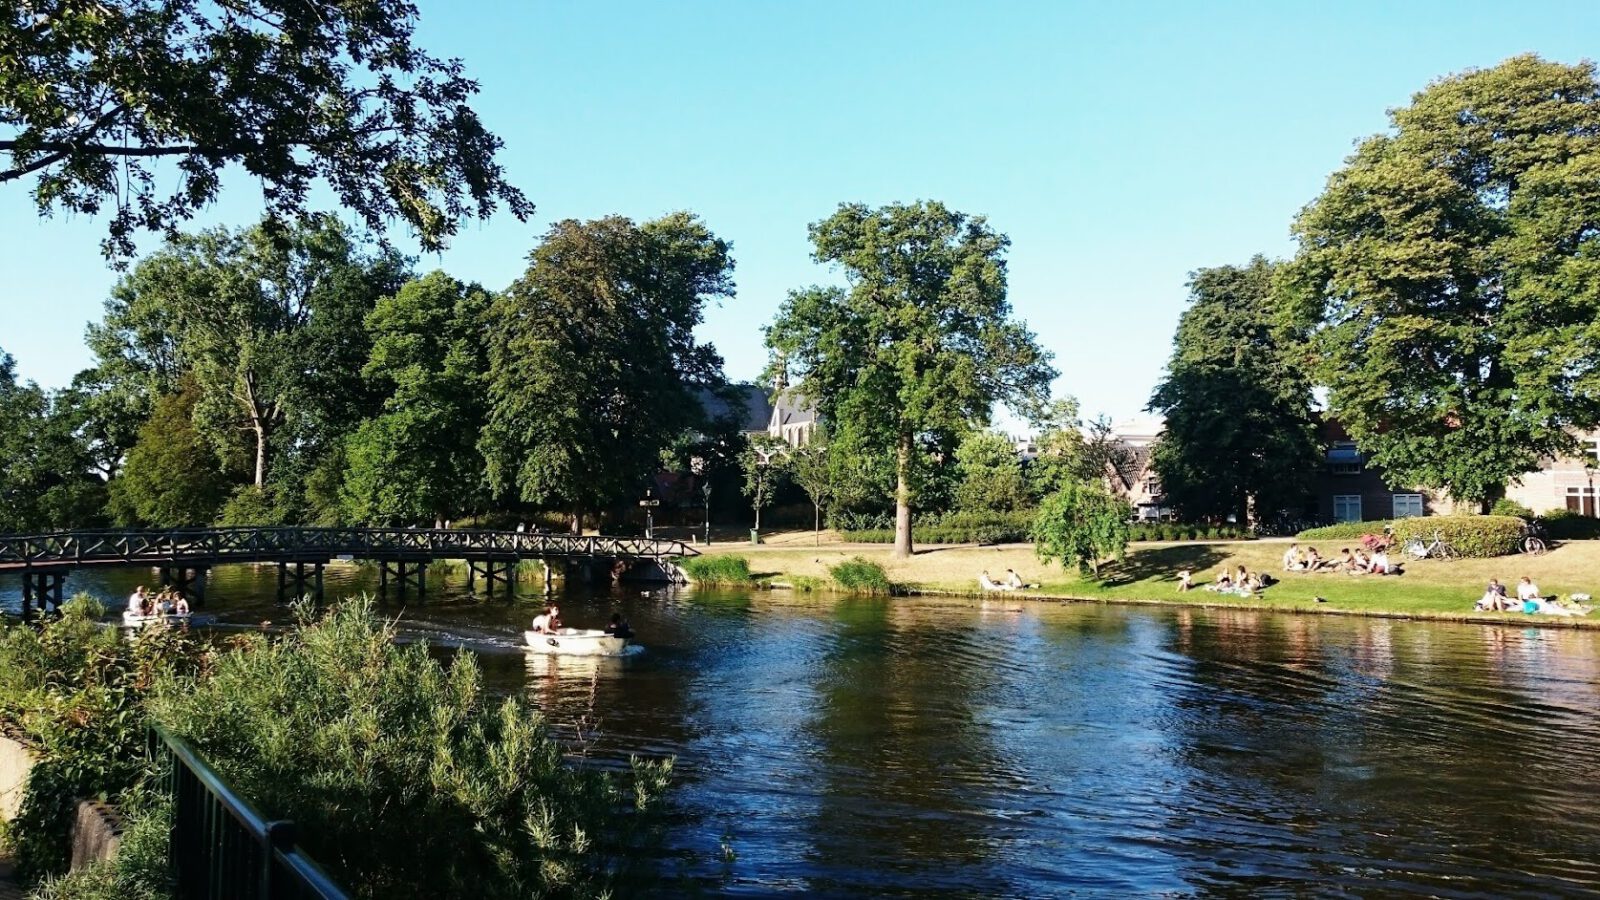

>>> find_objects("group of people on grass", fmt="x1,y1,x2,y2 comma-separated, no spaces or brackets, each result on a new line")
125,585,189,618
1283,544,1399,576
1175,564,1272,596
1476,577,1592,616
978,569,1034,592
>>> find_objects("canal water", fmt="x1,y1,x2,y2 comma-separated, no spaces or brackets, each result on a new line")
5,564,1600,897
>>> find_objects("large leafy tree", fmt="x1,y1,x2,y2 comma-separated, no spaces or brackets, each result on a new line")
953,430,1029,513
766,201,1056,557
106,381,231,526
481,213,734,532
91,215,408,492
0,0,530,259
1032,480,1132,578
1283,55,1600,507
1149,257,1319,522
341,271,492,525
0,349,107,531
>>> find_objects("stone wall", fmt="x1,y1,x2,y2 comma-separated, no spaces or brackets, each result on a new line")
70,801,125,871
0,731,35,823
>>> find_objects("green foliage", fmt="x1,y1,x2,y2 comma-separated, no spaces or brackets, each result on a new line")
829,557,892,595
91,216,408,501
740,435,791,530
765,200,1057,556
106,382,230,526
215,484,294,527
0,349,109,531
1026,400,1134,499
1128,522,1247,542
147,601,671,900
953,430,1029,513
1390,515,1526,558
1296,520,1393,541
679,555,754,586
1,0,530,259
784,575,827,592
1490,498,1535,519
839,510,1035,545
1149,257,1318,521
481,213,734,530
1032,481,1133,577
0,594,202,883
341,272,493,525
1540,508,1600,540
29,793,174,900
1283,55,1600,504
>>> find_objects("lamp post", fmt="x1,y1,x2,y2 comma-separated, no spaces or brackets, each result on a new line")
639,489,659,539
702,482,713,546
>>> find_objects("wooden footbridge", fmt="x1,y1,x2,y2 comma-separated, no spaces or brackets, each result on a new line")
0,527,699,615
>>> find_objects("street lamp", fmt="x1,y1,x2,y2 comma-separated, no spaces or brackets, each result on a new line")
702,482,713,546
639,489,659,539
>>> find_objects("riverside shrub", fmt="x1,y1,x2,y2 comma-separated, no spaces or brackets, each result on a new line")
147,601,673,900
829,557,892,594
839,510,1034,545
1296,520,1393,541
1390,515,1525,558
680,554,754,585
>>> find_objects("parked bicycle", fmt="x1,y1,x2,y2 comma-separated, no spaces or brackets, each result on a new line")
1405,529,1457,560
1520,520,1549,556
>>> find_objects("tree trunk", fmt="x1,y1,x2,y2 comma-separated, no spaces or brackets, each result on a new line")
252,421,269,487
754,499,761,532
814,501,821,546
893,433,913,559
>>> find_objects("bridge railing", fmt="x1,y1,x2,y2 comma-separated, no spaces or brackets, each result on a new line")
0,527,699,570
150,725,350,900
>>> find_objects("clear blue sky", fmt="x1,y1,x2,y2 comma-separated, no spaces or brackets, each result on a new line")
3,1,1597,421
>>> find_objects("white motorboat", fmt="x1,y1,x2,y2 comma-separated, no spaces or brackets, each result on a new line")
523,627,630,656
121,611,192,628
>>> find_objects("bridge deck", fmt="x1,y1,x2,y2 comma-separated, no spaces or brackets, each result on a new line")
0,527,699,573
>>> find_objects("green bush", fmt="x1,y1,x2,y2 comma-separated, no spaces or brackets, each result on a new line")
839,510,1035,544
1390,515,1525,558
148,601,672,900
830,557,893,594
30,792,173,900
784,575,827,592
1491,498,1534,519
679,554,754,585
1296,519,1392,540
1539,508,1600,540
0,594,204,883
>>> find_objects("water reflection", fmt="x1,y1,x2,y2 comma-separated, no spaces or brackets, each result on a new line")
5,568,1600,895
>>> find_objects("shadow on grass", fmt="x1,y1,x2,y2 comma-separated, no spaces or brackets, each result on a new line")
1098,544,1232,587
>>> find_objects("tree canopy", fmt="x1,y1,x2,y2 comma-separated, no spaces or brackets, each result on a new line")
1283,55,1600,506
1,0,531,258
481,213,734,531
766,201,1056,557
0,349,106,531
1149,257,1319,522
341,271,492,525
107,381,230,527
1032,480,1131,578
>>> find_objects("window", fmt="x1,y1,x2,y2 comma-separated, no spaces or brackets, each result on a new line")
1585,439,1600,467
1567,486,1598,517
1334,495,1363,523
1392,493,1424,518
1143,477,1161,497
1328,441,1363,475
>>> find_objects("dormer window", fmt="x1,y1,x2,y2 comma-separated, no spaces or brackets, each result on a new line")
1327,441,1363,475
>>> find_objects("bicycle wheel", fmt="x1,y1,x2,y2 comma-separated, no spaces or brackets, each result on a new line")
1522,536,1547,556
1436,542,1458,561
1404,539,1428,559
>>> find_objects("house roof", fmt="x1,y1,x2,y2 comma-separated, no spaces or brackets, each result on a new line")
698,384,773,434
1111,443,1152,489
771,387,817,429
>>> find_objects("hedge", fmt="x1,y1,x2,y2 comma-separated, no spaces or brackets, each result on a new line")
1540,509,1600,540
1127,523,1248,542
1296,519,1392,541
840,510,1033,545
1390,515,1524,558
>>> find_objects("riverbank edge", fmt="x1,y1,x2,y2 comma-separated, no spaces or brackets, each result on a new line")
884,586,1600,630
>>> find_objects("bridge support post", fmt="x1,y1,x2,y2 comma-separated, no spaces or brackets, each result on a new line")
379,560,427,602
466,559,515,599
276,561,326,604
20,571,66,618
159,566,210,608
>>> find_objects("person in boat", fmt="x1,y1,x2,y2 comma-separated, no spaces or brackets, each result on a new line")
174,595,191,616
127,586,147,615
530,605,554,633
604,612,634,640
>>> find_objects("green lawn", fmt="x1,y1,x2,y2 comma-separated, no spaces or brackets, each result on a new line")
701,537,1600,625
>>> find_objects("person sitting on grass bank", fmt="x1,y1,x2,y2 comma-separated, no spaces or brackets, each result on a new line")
1477,579,1512,612
1368,549,1393,576
1177,569,1193,592
1304,547,1326,571
979,571,1014,592
1282,544,1304,572
1005,569,1037,590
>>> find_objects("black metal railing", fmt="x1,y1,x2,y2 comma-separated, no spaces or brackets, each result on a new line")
149,725,349,900
0,526,700,571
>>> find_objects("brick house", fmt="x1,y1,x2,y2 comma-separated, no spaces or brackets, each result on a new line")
1313,419,1461,522
1503,431,1600,516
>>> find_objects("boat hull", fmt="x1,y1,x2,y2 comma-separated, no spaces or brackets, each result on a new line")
121,612,192,628
524,628,630,656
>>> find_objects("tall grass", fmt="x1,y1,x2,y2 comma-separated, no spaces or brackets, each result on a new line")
679,555,754,585
830,557,893,595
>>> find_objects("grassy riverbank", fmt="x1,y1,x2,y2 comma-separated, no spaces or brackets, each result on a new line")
696,536,1600,625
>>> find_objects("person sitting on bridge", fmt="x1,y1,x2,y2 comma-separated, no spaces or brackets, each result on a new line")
604,612,634,640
